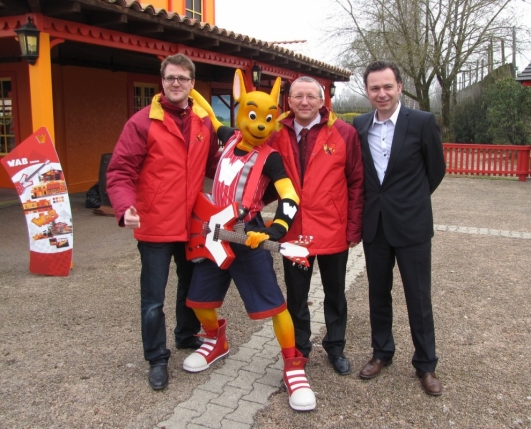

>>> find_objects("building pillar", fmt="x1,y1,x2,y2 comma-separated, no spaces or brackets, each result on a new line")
28,31,55,143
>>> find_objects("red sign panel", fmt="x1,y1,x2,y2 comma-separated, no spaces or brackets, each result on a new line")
1,127,73,276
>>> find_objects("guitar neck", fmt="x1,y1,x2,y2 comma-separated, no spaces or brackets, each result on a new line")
216,228,281,253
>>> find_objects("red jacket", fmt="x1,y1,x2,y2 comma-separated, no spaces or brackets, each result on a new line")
106,93,220,242
268,108,364,255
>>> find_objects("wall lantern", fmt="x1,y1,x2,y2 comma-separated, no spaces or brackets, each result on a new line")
251,63,262,87
329,82,336,98
15,17,40,65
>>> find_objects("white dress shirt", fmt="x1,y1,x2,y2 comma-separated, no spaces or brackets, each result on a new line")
294,115,321,142
367,102,401,184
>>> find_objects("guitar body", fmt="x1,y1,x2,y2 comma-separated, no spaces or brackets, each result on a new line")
187,193,238,269
187,193,311,269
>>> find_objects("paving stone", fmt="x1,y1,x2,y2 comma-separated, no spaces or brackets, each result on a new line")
241,382,280,404
157,407,202,428
191,403,233,428
198,373,235,394
252,324,276,339
230,346,259,362
178,389,220,411
255,366,283,387
227,369,263,391
210,385,246,408
254,343,280,360
242,355,276,374
213,358,248,377
220,420,251,429
225,400,269,425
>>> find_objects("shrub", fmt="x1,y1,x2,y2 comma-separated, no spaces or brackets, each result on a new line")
335,112,363,123
451,97,493,144
483,78,531,145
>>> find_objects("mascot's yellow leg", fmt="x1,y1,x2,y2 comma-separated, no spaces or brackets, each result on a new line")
272,309,296,358
193,308,219,332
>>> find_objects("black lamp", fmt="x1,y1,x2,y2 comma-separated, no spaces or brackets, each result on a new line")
251,63,262,87
15,17,40,65
329,82,336,98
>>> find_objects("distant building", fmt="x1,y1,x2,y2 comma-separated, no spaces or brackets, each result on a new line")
516,63,531,87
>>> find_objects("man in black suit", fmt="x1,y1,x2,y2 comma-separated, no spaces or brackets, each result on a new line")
353,61,446,396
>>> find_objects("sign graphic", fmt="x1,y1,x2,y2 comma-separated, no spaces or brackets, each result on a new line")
1,127,73,276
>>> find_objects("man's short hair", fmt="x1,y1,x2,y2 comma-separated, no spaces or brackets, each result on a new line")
289,76,324,99
160,54,195,79
363,61,403,87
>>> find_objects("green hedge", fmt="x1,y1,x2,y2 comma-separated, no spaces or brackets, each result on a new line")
336,112,363,123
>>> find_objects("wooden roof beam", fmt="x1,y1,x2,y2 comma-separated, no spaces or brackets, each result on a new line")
90,13,127,27
46,1,82,17
28,0,42,13
134,22,164,37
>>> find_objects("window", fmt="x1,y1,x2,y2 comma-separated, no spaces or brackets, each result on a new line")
133,83,159,113
186,0,203,20
0,78,15,155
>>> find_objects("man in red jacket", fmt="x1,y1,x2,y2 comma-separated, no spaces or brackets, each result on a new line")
106,54,220,391
268,77,364,375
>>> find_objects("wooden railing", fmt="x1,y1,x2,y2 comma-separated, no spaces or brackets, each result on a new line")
443,144,531,182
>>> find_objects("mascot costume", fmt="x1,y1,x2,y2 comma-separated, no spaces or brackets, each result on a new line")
183,69,316,412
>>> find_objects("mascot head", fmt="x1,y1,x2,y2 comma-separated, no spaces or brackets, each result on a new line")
233,69,281,148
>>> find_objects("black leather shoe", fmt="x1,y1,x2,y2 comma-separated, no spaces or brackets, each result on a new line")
148,363,168,390
176,337,203,350
328,353,351,375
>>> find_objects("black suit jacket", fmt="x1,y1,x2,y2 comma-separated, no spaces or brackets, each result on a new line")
353,105,446,247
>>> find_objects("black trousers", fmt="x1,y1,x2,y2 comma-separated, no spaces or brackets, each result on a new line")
363,217,438,373
283,250,349,357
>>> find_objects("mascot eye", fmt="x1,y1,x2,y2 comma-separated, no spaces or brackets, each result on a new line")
266,114,273,122
248,111,257,120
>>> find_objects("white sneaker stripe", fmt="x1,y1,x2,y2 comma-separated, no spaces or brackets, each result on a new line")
199,344,214,352
290,382,310,390
286,369,306,377
288,376,308,384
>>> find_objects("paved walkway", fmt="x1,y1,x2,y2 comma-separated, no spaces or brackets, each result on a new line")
155,222,530,429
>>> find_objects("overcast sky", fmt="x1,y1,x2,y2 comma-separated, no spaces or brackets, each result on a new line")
215,0,338,63
215,0,531,80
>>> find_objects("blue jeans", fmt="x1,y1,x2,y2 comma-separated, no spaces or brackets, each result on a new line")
137,241,200,364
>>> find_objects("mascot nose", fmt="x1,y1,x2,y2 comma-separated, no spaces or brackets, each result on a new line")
258,125,265,131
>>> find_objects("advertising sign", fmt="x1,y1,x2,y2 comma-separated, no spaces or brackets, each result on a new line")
1,127,73,276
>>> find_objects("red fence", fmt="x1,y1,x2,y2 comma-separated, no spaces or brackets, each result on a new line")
443,144,531,182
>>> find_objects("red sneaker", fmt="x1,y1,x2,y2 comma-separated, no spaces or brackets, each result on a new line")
282,349,316,411
183,319,229,372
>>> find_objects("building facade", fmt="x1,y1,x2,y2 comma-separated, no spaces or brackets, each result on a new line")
0,0,350,191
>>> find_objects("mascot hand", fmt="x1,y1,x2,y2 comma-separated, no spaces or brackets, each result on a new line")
189,89,223,132
245,222,287,248
245,231,269,249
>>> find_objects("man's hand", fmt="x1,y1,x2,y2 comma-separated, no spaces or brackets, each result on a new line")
124,206,140,229
348,241,360,248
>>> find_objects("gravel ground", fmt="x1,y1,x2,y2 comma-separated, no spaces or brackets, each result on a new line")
1,176,530,428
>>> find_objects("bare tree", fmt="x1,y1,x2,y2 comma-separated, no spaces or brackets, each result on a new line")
330,0,519,136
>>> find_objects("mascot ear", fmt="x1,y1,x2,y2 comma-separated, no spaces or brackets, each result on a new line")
233,69,247,103
270,77,282,106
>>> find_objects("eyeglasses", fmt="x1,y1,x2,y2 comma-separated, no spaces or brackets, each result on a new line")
289,94,321,101
163,76,193,84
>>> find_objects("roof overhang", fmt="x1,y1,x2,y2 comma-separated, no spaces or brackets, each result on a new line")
0,0,351,83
